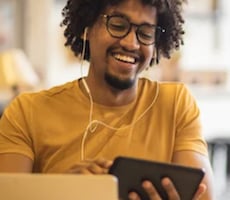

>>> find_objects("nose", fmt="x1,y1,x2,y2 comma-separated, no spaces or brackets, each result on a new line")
119,28,140,50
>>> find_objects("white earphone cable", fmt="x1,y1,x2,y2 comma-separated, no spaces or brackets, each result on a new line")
80,27,88,77
79,27,159,161
80,79,159,161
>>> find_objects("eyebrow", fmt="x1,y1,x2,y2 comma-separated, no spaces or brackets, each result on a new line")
106,11,156,26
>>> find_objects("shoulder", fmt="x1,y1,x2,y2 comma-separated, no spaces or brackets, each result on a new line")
139,78,197,109
36,80,78,97
17,80,78,102
158,81,192,99
5,80,79,113
139,78,191,97
158,81,197,109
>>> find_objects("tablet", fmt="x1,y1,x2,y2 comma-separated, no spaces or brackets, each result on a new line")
109,156,205,200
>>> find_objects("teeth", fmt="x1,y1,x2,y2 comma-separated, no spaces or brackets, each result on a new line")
114,54,135,63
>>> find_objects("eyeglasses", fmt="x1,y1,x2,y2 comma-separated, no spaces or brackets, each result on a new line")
102,14,165,46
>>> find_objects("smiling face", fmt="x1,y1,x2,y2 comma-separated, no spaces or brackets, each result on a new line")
87,0,157,90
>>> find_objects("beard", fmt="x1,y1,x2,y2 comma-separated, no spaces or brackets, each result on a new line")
104,72,136,90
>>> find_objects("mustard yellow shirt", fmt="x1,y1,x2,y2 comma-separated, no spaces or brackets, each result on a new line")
0,78,207,172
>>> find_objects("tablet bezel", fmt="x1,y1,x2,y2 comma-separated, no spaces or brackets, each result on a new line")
109,156,205,200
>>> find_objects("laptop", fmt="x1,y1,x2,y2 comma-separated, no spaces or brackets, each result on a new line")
0,173,119,200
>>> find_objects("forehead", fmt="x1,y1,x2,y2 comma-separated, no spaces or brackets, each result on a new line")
104,0,157,24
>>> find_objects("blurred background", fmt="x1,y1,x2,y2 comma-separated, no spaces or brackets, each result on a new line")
0,0,230,198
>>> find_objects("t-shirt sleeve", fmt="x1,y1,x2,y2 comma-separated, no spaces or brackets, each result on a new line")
174,84,208,156
0,94,34,160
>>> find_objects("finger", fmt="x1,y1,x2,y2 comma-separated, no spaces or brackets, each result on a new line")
161,177,180,200
87,162,108,174
68,163,92,174
142,180,161,200
192,183,206,200
68,161,106,174
95,158,113,169
128,191,141,200
85,158,113,168
84,158,113,173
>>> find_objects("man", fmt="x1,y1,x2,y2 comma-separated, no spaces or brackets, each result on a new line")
0,0,214,199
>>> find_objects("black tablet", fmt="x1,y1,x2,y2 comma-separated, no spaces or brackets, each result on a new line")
109,156,205,200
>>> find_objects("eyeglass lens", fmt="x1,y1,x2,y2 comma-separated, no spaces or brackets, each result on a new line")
105,15,161,45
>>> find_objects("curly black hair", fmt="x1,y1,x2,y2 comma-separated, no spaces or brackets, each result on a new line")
61,0,185,63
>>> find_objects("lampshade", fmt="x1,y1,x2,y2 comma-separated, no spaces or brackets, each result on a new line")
0,48,40,91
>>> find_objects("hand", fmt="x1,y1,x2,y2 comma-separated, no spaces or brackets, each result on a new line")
67,158,113,174
128,177,207,200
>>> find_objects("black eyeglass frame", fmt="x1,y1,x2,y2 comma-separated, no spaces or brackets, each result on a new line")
102,14,165,46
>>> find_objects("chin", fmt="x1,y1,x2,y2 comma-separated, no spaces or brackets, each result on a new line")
104,72,136,90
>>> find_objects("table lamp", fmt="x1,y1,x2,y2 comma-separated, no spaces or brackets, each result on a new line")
0,48,40,97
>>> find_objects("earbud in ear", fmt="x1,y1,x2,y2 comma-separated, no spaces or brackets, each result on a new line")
83,27,88,42
80,27,89,62
150,58,155,67
150,47,159,67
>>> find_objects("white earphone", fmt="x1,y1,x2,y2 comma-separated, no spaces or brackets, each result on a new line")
83,27,88,42
80,27,89,80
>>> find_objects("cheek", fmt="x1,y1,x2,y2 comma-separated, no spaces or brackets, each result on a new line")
137,47,155,72
89,39,109,65
143,46,155,64
89,35,105,60
148,46,155,58
88,25,111,57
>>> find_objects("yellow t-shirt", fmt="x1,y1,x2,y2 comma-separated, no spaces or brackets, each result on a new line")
0,78,207,172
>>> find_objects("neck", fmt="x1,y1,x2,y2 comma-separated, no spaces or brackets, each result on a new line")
80,77,138,107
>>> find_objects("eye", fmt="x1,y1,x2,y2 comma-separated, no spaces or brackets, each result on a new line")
139,31,153,39
108,16,129,32
138,25,155,40
109,22,127,31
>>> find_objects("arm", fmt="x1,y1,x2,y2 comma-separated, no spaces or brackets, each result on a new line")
172,85,214,199
0,153,33,173
0,95,34,173
172,150,214,200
